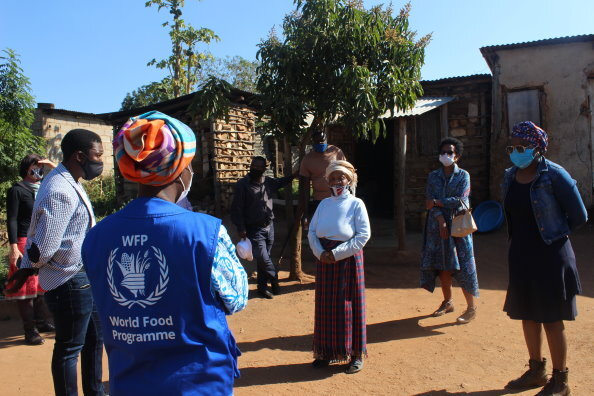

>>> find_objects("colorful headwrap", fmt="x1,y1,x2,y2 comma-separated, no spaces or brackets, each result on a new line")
511,121,548,152
113,111,196,186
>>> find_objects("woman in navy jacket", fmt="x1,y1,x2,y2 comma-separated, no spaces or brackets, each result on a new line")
502,121,587,396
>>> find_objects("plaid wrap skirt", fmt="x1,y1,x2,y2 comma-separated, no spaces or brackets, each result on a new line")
313,238,367,361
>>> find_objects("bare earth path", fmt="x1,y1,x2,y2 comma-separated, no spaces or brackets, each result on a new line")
1,221,593,395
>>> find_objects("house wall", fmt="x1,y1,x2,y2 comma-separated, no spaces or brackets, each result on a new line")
326,77,492,228
31,107,115,174
489,41,594,206
422,78,492,208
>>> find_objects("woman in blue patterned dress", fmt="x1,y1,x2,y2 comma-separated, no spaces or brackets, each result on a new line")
421,137,479,324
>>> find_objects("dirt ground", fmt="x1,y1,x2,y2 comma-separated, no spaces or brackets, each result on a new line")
1,219,593,396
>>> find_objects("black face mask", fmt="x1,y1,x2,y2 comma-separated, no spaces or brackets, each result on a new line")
249,169,265,179
80,155,104,181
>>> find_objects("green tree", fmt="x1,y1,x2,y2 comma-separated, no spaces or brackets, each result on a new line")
205,56,259,93
146,0,219,97
0,49,44,209
120,78,174,111
255,0,430,279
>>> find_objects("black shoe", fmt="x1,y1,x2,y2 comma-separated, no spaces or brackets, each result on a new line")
24,329,44,345
312,359,329,368
257,290,273,299
37,322,55,333
271,282,281,295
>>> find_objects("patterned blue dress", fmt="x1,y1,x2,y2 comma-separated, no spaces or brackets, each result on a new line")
420,164,479,297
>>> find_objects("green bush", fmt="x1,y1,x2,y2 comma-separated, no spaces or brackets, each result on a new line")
83,175,124,220
277,179,300,198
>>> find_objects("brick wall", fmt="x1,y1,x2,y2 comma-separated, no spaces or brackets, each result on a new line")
32,108,115,174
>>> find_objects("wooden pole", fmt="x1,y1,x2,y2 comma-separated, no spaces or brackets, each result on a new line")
395,118,407,251
211,122,222,217
283,137,294,225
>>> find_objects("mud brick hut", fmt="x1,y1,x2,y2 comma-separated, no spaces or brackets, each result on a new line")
310,74,492,232
97,88,259,217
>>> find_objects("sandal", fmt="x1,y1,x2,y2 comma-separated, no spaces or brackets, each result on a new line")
345,358,363,374
432,299,454,317
456,306,477,324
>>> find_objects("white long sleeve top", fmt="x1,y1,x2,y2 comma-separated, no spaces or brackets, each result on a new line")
308,190,371,261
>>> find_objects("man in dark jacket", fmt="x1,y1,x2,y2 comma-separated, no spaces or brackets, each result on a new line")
231,156,295,299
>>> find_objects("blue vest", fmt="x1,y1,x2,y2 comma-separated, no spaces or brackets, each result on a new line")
82,197,240,396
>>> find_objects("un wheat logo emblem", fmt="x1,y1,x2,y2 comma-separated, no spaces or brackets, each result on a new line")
107,246,169,309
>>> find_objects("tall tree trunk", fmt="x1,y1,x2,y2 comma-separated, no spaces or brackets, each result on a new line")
172,0,182,97
283,137,294,225
288,127,316,281
395,118,407,250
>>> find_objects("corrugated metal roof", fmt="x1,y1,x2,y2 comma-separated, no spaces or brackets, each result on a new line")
421,74,491,84
381,96,455,118
480,34,594,53
480,34,594,71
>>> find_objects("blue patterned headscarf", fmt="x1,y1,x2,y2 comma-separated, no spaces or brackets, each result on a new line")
511,121,548,152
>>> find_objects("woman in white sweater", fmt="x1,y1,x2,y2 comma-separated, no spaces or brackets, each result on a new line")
308,160,371,374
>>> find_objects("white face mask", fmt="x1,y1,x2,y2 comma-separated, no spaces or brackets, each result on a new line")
331,184,349,196
439,154,455,167
176,169,193,204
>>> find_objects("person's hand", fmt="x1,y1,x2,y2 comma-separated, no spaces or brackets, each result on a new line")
8,244,23,268
37,159,57,168
426,200,435,210
239,231,247,239
4,268,36,294
320,251,336,264
438,219,449,240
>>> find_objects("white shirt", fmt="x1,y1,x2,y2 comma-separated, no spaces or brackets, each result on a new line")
308,190,371,261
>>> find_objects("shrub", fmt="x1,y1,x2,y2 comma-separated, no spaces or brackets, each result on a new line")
83,175,124,220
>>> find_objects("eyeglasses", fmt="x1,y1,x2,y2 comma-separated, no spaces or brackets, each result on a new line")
506,145,535,154
440,150,454,156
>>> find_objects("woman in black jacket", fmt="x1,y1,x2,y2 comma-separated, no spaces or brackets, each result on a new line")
5,154,55,344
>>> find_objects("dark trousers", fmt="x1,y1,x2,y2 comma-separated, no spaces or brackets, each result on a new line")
17,295,52,332
247,222,278,292
44,272,104,396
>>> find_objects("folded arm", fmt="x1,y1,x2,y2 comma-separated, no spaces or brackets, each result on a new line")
22,190,76,269
331,201,371,261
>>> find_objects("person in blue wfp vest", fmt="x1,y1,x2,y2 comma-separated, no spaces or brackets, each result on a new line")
81,111,248,396
502,121,587,396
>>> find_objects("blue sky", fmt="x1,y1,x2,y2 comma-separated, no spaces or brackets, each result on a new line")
2,0,592,114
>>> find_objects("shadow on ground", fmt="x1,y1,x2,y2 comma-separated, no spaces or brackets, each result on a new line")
235,362,344,387
237,314,455,354
413,389,523,395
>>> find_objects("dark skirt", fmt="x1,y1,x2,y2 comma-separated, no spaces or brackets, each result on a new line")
313,238,367,361
503,180,581,323
504,236,580,323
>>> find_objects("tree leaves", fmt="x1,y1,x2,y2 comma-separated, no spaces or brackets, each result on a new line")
257,0,429,143
0,49,45,210
145,0,218,97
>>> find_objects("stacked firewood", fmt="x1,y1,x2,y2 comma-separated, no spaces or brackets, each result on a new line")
211,107,257,212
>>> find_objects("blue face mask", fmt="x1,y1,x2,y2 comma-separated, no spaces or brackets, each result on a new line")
313,143,328,153
510,148,536,169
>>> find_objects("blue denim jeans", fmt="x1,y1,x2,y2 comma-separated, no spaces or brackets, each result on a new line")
44,272,104,396
247,222,278,292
